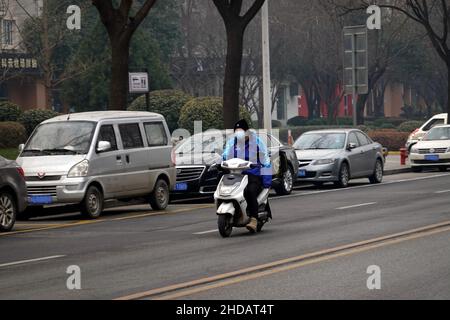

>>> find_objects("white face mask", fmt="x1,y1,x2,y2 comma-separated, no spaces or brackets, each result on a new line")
235,130,246,141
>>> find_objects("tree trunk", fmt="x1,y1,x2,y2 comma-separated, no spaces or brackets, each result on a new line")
223,27,244,129
356,94,369,125
447,60,450,121
109,37,130,110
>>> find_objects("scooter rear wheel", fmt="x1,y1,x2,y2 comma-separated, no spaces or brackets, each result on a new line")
218,215,233,238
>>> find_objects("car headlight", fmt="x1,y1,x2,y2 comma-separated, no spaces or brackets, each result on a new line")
410,147,419,154
220,183,240,195
68,160,89,178
312,159,335,166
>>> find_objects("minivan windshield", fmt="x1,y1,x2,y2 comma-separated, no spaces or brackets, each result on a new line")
424,127,450,141
22,121,96,156
294,133,346,150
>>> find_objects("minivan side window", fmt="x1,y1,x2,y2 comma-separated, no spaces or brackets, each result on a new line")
119,123,144,149
97,125,118,152
144,122,168,147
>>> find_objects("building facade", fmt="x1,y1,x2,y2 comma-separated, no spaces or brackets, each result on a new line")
0,0,47,110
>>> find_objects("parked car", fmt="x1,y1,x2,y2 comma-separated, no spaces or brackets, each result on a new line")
172,130,299,197
16,111,176,219
406,113,447,153
0,156,27,232
409,125,450,172
293,129,384,187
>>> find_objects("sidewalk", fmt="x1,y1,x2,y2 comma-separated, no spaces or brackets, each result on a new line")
384,155,410,175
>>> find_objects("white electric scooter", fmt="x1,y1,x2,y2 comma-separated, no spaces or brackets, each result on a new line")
214,158,272,238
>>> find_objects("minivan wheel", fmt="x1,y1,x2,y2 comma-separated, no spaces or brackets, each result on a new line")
80,186,103,219
369,159,383,184
334,163,350,188
0,192,16,232
275,166,294,196
149,179,169,211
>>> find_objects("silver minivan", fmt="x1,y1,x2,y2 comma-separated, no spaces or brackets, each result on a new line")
16,111,176,219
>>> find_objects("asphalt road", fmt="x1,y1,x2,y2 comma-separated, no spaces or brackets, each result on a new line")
0,171,450,300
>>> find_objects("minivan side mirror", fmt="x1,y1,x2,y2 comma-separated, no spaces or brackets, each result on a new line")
18,144,25,153
97,141,112,153
347,143,357,151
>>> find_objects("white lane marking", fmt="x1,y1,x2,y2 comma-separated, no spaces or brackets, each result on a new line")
193,229,218,235
435,190,450,194
336,202,377,210
276,173,450,201
0,255,66,268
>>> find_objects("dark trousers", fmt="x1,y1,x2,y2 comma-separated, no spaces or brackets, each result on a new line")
244,174,263,218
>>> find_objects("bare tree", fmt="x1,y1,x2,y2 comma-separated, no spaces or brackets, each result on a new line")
92,0,158,110
212,0,266,128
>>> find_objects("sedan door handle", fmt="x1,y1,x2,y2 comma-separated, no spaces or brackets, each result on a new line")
116,156,122,160
126,155,130,163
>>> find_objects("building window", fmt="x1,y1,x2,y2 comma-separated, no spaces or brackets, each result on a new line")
2,20,13,45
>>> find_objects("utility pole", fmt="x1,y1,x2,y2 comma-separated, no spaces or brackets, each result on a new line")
261,0,272,133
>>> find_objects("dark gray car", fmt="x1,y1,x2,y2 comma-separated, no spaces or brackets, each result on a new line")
294,129,384,187
0,156,27,232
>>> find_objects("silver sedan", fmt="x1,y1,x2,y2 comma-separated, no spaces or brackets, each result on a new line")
294,129,384,187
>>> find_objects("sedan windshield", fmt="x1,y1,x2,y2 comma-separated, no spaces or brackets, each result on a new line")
176,134,227,155
424,127,450,141
294,133,346,150
22,121,95,156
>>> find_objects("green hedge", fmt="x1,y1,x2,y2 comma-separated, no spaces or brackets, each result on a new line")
19,109,60,136
367,130,409,151
128,90,193,132
398,121,424,133
0,101,22,122
178,97,253,133
0,122,27,149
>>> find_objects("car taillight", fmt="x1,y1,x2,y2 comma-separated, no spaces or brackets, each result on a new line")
16,167,25,179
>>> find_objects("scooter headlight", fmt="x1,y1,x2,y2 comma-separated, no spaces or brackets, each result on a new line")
220,182,241,195
68,160,89,178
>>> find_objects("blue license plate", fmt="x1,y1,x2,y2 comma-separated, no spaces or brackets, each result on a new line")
175,183,188,191
29,195,53,205
299,170,306,177
425,154,440,162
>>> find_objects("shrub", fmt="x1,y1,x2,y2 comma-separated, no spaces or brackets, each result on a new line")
367,130,409,151
0,101,22,122
398,120,424,133
178,97,252,133
19,109,60,136
287,116,308,127
0,122,27,149
272,120,283,128
128,90,193,132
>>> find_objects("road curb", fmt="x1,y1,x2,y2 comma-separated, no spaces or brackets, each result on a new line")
384,167,411,176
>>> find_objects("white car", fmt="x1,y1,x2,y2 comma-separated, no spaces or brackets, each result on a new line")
406,113,447,153
409,125,450,172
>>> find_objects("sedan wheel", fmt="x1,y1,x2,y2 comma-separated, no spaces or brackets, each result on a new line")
0,193,16,232
335,163,350,188
275,167,294,196
369,159,383,184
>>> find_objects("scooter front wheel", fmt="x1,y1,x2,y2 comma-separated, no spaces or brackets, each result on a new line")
218,215,233,238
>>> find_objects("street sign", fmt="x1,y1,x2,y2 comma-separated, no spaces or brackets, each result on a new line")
129,72,149,93
343,26,368,95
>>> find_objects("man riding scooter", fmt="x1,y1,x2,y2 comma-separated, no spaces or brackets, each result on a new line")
222,119,272,233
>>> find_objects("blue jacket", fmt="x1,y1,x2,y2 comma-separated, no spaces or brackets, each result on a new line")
222,132,272,188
